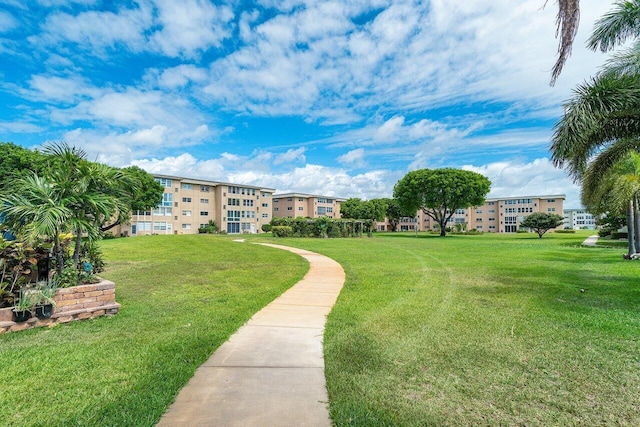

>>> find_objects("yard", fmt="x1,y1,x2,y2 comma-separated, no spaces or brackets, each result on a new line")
1,231,638,426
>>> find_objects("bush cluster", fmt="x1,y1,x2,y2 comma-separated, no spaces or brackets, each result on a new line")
270,217,374,238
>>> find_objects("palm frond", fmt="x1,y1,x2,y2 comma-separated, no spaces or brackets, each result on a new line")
588,0,640,52
550,0,581,85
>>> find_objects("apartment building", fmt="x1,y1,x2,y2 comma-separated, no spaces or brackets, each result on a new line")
124,174,274,236
378,195,565,233
271,193,345,219
564,208,597,230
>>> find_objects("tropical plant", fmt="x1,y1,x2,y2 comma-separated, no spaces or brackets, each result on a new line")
582,152,640,256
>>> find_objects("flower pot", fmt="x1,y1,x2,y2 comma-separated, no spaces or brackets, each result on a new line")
35,304,54,319
13,309,31,323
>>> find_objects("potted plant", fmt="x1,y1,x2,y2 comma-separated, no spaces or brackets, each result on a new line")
12,289,37,322
35,281,57,319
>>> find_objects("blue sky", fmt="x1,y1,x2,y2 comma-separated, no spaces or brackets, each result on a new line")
0,0,613,207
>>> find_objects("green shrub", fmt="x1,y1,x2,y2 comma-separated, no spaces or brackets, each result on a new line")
272,226,293,237
554,229,576,234
466,229,483,235
261,224,272,233
611,232,628,240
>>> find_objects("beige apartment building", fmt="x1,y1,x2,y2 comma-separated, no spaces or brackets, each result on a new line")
123,174,274,236
379,195,565,233
272,193,345,219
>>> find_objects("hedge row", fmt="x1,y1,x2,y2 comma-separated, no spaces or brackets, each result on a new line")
269,217,374,238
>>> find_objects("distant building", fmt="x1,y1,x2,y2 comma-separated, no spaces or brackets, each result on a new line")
563,208,597,230
121,174,274,236
272,193,345,219
378,195,566,233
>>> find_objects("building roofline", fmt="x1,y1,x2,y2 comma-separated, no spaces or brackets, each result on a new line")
273,192,347,201
152,173,275,192
486,194,566,201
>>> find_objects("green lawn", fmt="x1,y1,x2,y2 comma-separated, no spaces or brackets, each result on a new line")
266,231,640,426
1,231,638,426
0,235,308,426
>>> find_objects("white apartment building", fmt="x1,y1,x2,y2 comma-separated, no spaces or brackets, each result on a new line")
564,209,597,230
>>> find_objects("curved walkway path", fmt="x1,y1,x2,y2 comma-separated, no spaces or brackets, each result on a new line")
582,235,599,246
157,243,345,427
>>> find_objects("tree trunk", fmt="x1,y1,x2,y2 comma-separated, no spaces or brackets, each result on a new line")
635,195,640,254
626,201,636,257
73,226,82,269
54,234,64,275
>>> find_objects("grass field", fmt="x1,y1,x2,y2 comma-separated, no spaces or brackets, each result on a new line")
0,235,308,426
269,231,640,426
1,231,638,426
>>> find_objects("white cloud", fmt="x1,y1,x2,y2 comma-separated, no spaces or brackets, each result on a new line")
375,116,404,141
273,147,306,165
337,148,366,168
149,0,234,58
0,10,17,33
463,158,581,208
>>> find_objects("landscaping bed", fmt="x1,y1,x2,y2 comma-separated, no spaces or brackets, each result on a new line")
0,278,119,334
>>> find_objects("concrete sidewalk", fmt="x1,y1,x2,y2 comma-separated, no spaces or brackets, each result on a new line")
582,235,599,246
157,243,345,427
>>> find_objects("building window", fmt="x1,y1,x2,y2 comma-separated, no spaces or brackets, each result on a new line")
155,178,172,188
287,197,293,202
327,207,333,213
182,197,191,203
153,207,172,216
298,207,303,211
182,210,191,216
201,185,210,192
229,186,239,194
262,213,269,218
274,207,279,212
181,183,192,190
243,199,254,207
548,207,556,212
160,193,173,207
273,199,279,203
182,224,191,229
200,198,209,204
153,221,167,231
547,199,556,203
200,211,209,216
228,198,240,206
475,209,482,214
262,192,269,197
487,201,495,205
317,206,326,215
228,210,241,221
136,221,152,231
262,203,268,208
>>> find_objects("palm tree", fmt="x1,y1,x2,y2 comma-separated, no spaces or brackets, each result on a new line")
552,0,640,181
43,143,127,269
0,173,72,274
582,152,640,255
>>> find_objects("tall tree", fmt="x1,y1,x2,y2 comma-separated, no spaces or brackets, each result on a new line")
393,169,491,237
519,213,565,238
381,198,407,232
582,152,640,255
0,142,48,190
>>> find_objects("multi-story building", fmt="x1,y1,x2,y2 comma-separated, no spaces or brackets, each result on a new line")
123,174,274,236
378,195,565,233
271,193,345,219
564,208,597,230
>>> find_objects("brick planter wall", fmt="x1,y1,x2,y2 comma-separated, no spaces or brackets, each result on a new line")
0,279,120,335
